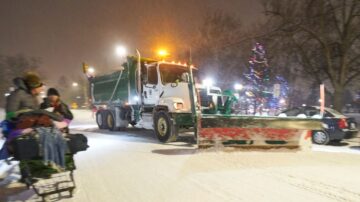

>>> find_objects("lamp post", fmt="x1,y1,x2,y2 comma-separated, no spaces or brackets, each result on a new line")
136,49,141,104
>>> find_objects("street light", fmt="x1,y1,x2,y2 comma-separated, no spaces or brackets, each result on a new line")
202,78,214,87
158,49,168,56
157,49,169,60
88,67,95,74
234,83,243,90
72,82,79,87
115,45,127,57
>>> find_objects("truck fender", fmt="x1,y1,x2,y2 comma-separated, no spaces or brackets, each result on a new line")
153,105,169,113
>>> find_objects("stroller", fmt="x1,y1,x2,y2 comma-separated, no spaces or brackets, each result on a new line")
1,110,88,201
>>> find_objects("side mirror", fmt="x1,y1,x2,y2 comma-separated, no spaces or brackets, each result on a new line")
141,74,148,84
181,72,190,83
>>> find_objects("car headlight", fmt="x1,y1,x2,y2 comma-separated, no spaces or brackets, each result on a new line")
174,102,184,110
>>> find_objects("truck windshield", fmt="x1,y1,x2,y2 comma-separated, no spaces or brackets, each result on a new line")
159,64,190,84
192,69,200,84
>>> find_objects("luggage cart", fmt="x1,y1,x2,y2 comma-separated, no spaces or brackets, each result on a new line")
20,155,76,201
9,132,78,201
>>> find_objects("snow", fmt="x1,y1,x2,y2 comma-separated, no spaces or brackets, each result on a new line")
1,109,360,201
69,110,98,129
313,144,360,154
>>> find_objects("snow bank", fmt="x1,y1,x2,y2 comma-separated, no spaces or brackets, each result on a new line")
69,109,97,129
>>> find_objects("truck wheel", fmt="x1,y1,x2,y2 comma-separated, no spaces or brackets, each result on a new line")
96,111,107,129
312,130,330,145
105,112,118,131
154,111,178,143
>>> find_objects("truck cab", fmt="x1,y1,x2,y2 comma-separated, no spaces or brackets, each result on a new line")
142,62,192,113
138,62,196,142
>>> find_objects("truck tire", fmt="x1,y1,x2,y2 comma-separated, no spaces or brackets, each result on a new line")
154,111,178,143
96,111,107,129
105,111,118,131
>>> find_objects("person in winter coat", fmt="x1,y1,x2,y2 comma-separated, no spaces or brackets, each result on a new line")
2,73,45,183
5,73,44,120
40,88,73,121
1,73,44,160
2,74,70,182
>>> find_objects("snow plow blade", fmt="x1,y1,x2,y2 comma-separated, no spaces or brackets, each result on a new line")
197,114,322,150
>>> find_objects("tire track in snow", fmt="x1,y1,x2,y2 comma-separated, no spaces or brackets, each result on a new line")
266,170,360,202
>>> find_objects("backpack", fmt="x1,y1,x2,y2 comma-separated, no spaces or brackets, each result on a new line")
67,134,89,154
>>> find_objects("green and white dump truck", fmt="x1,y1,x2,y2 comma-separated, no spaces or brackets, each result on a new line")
88,56,209,142
86,56,322,149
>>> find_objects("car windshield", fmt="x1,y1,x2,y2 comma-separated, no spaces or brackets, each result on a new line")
159,64,190,84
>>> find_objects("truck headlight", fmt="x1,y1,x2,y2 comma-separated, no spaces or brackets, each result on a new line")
174,103,184,110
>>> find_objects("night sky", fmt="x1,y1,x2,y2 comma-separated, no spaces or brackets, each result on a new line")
0,0,262,84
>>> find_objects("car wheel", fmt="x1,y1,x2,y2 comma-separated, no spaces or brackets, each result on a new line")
312,130,330,145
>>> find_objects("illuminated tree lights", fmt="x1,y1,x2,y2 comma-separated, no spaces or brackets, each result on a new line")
243,43,288,114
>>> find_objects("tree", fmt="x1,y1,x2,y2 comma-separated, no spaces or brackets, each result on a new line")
192,11,247,88
263,0,360,111
242,42,289,114
55,75,72,103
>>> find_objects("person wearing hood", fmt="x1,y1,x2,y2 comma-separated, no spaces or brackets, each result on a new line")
2,72,45,141
5,72,44,120
2,72,45,183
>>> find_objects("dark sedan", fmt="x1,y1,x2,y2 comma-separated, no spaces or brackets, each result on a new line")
278,106,358,145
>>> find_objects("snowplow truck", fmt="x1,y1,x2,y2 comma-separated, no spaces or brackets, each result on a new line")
89,56,204,143
87,56,322,149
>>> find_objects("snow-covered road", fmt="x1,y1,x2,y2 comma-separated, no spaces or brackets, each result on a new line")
1,110,360,202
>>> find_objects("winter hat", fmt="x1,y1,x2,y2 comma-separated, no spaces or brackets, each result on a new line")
24,72,43,89
47,88,60,97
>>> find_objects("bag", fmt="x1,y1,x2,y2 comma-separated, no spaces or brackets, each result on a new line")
15,114,53,129
1,120,13,138
67,134,89,154
10,135,40,160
